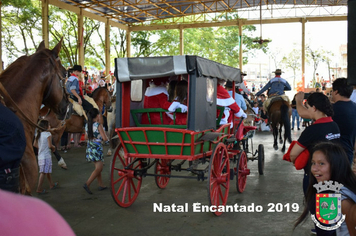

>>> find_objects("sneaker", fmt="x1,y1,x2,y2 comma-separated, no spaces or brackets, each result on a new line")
298,128,300,130
291,128,294,130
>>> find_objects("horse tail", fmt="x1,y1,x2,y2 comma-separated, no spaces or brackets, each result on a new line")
281,103,292,143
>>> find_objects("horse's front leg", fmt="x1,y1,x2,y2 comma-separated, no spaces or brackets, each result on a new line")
20,146,39,195
279,124,283,144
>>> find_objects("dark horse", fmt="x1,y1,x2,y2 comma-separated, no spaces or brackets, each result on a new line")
39,87,112,149
268,99,292,152
0,40,69,194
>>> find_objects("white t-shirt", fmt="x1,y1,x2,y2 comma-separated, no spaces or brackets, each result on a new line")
38,131,52,161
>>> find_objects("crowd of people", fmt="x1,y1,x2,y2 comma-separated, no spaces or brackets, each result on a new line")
1,62,356,235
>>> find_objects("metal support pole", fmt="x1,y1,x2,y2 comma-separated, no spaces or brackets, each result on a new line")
41,0,49,48
78,8,84,67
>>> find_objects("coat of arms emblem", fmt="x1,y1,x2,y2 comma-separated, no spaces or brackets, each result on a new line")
311,181,346,231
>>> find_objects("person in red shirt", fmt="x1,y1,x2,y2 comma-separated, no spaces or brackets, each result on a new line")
142,78,187,125
217,80,247,127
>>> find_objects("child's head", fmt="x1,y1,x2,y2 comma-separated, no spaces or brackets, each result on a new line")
167,80,178,102
38,120,49,130
88,108,100,121
310,142,351,184
253,102,258,107
175,80,188,104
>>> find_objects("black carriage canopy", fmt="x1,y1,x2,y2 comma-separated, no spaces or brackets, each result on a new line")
114,56,241,132
115,56,241,83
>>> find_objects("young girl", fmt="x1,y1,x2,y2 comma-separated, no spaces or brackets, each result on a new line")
170,80,188,125
34,120,58,194
83,108,108,194
295,142,356,235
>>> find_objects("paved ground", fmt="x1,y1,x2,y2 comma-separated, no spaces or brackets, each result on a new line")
33,128,315,236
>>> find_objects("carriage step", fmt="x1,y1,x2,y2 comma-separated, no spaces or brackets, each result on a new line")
196,132,222,141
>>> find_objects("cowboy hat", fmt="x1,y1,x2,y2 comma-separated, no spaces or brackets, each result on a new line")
225,81,233,88
272,69,283,74
72,65,82,72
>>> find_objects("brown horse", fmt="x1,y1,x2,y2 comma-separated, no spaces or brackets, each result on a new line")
268,99,292,152
0,40,69,194
40,87,112,149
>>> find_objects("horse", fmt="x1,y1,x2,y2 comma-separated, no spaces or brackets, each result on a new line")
268,98,292,152
106,96,119,156
0,39,69,195
40,87,112,149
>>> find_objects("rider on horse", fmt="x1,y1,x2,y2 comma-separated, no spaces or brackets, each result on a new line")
255,69,291,113
66,65,93,115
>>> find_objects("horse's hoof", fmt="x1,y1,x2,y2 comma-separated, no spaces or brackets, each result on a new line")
288,137,292,144
281,148,285,153
273,145,278,150
279,139,283,144
58,158,67,170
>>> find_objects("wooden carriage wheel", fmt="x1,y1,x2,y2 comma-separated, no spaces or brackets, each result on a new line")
110,144,142,207
154,159,171,189
236,150,250,193
207,142,230,216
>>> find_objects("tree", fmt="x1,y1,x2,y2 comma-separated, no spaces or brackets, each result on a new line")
2,0,42,64
306,46,324,86
282,47,301,89
142,22,269,67
321,51,334,81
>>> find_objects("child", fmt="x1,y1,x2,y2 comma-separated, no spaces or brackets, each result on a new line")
252,102,259,115
295,142,356,235
169,80,188,125
34,120,58,194
83,108,109,194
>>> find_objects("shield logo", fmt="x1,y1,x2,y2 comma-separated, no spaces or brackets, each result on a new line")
315,193,342,224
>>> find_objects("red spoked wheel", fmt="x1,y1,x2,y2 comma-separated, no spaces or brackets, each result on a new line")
154,159,171,189
110,144,142,207
236,150,250,193
207,142,230,216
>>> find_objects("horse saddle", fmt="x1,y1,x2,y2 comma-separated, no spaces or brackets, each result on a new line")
68,96,98,120
264,95,290,113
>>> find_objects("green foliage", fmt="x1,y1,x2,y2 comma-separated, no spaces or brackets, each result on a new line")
282,47,302,88
2,2,268,70
2,0,42,63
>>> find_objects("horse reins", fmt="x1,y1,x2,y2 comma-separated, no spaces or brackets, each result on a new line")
0,81,47,131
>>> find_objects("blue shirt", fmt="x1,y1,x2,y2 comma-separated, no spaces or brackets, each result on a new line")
256,76,291,97
66,75,80,96
228,91,247,110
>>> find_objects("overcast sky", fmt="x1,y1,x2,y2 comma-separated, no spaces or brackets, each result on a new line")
248,21,348,79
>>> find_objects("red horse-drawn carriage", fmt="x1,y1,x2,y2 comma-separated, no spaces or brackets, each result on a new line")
110,56,264,215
